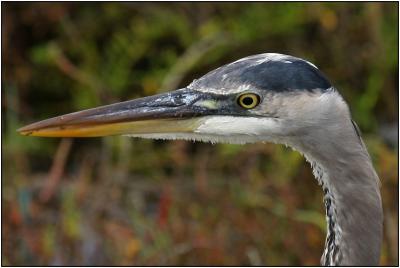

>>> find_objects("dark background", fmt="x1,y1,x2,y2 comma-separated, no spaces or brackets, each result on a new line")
2,2,398,265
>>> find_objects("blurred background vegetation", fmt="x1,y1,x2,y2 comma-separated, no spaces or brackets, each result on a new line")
2,2,398,265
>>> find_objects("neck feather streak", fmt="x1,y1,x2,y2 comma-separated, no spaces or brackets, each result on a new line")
302,140,382,266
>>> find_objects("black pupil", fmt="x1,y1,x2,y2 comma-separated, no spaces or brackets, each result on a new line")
242,96,254,106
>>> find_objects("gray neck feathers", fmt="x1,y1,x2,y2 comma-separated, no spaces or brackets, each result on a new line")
290,117,383,266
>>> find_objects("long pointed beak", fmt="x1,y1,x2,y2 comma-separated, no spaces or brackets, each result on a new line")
18,88,219,137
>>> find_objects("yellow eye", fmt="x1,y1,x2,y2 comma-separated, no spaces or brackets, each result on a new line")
237,93,260,109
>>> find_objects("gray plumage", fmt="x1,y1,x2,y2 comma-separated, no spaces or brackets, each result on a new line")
182,53,382,265
192,53,382,265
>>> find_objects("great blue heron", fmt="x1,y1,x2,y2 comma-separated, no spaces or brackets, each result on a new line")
18,53,383,266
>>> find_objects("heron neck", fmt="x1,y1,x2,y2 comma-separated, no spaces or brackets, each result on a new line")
292,122,383,265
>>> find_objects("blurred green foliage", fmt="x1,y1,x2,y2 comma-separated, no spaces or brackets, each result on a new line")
2,2,398,265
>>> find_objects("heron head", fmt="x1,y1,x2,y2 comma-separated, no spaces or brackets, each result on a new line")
18,53,347,144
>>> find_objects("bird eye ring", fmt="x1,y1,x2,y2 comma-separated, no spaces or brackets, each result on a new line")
237,93,260,109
